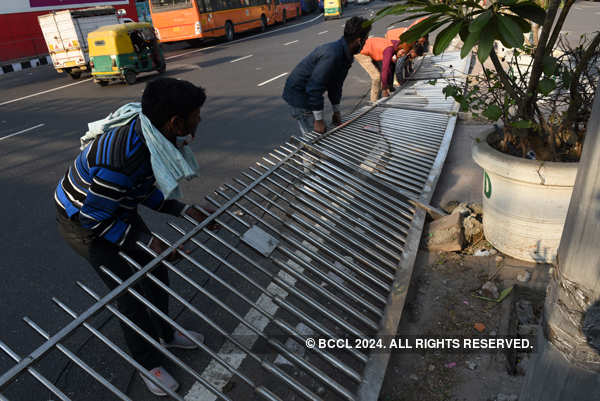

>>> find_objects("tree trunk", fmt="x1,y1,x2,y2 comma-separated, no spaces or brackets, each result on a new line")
520,86,600,401
561,32,600,137
518,0,561,122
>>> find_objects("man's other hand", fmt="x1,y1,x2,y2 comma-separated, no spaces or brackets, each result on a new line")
332,112,342,126
185,205,220,231
314,119,327,134
149,236,186,262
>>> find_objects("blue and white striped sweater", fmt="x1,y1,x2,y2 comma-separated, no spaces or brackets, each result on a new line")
55,118,184,247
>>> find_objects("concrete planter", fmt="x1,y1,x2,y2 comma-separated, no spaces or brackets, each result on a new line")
472,128,578,263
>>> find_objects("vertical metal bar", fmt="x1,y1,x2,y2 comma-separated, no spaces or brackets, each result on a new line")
50,298,188,401
0,340,71,401
74,281,235,401
21,317,132,401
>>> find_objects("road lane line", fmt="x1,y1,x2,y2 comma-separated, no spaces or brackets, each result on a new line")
257,72,288,87
0,14,324,107
283,40,299,45
318,30,328,35
185,255,308,401
166,45,217,60
0,80,92,107
230,54,253,63
0,124,45,142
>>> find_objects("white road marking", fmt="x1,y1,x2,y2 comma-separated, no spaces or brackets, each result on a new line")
165,45,217,60
230,54,253,63
0,80,91,107
185,264,302,401
318,30,329,35
0,14,324,107
284,40,299,45
0,124,45,142
257,72,288,87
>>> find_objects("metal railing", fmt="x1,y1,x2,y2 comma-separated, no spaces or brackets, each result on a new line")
0,51,470,401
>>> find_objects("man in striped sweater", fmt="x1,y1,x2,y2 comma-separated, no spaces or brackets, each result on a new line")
55,78,209,396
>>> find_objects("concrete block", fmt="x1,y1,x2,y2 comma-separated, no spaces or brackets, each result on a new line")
423,211,465,252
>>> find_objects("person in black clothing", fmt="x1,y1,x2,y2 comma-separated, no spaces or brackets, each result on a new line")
282,16,371,135
56,78,211,397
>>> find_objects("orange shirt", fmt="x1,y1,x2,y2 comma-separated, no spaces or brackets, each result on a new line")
360,37,394,62
385,27,407,41
408,16,428,29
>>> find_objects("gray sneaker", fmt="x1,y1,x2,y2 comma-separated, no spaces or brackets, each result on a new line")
140,366,179,397
161,330,204,349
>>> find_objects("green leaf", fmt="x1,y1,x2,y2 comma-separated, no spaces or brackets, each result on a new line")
482,104,502,121
538,78,556,95
424,4,454,13
508,3,546,25
510,120,534,128
390,12,434,25
376,4,409,17
496,14,524,48
401,19,448,43
507,15,531,33
496,286,513,303
477,21,496,63
433,20,464,55
542,56,557,76
461,29,480,59
469,10,493,33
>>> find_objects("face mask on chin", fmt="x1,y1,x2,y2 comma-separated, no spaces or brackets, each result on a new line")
175,134,193,150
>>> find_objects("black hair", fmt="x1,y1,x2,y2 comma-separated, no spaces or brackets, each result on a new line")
344,17,371,42
413,43,425,57
142,77,206,129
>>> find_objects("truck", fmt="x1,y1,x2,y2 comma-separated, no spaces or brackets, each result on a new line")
38,7,121,79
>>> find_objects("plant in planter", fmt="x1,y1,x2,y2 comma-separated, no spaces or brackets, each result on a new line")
374,0,600,262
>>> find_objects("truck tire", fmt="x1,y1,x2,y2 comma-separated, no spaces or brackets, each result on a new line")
225,22,234,42
68,69,82,79
123,69,136,85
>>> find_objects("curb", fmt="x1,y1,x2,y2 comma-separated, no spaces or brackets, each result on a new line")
0,55,52,75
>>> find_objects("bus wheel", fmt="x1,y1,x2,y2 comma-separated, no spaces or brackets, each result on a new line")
260,15,267,32
68,68,81,80
282,10,287,24
124,69,137,85
225,22,235,42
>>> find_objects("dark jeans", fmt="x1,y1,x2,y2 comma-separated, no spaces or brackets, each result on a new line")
56,212,173,369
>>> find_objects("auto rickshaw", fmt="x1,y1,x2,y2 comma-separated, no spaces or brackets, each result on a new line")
323,0,342,19
87,22,165,86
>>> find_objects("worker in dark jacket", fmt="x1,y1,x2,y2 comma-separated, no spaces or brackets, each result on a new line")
282,16,371,135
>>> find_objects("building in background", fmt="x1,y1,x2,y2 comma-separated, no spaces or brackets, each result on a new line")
0,0,138,63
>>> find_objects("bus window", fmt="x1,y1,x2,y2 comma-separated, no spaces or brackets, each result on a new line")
151,0,193,12
202,0,213,12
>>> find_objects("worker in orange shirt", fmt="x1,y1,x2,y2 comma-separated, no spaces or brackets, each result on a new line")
355,37,402,102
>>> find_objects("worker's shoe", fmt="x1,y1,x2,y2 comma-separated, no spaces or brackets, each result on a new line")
161,330,204,349
140,366,179,396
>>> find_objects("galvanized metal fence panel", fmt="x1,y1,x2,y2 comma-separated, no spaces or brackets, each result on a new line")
0,51,470,401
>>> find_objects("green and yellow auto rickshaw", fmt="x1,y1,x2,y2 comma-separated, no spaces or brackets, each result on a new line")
323,0,343,20
88,22,165,86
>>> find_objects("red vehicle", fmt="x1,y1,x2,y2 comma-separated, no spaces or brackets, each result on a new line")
0,0,138,63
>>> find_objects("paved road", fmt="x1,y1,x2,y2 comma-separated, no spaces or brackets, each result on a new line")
0,2,406,399
0,1,597,399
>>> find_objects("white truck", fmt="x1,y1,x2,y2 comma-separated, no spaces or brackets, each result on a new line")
38,7,120,79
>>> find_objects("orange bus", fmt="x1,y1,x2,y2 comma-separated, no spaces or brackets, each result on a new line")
149,0,299,43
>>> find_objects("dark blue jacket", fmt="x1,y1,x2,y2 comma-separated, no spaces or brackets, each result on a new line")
282,37,354,111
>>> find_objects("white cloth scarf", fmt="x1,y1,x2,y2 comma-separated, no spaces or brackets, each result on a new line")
80,102,199,200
